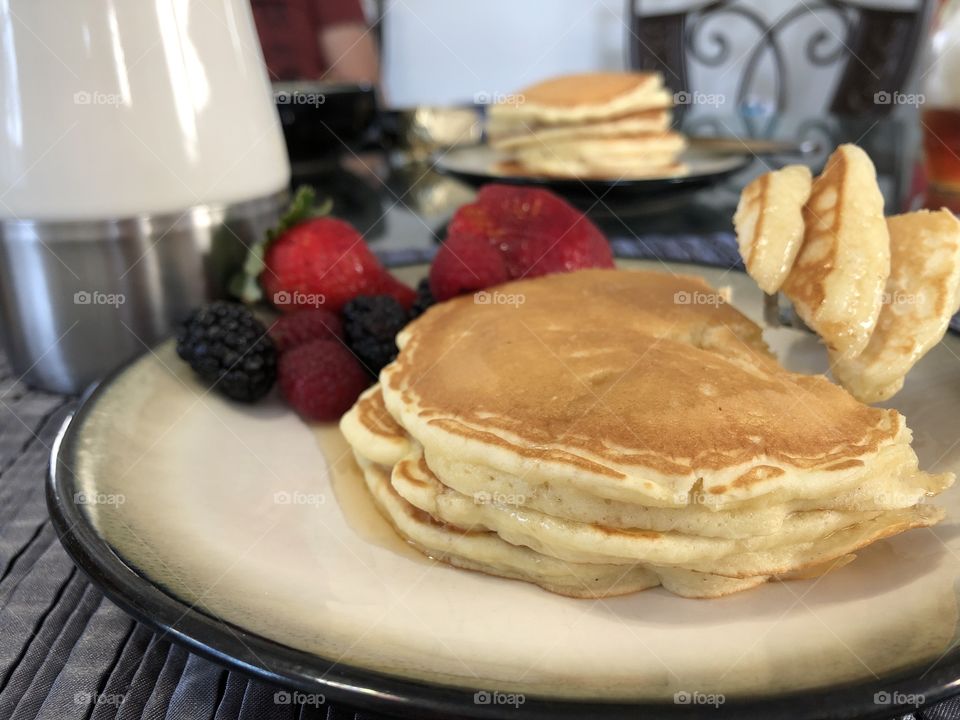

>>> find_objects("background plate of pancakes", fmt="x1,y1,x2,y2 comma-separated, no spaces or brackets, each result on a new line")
49,260,960,719
436,72,752,197
435,144,752,196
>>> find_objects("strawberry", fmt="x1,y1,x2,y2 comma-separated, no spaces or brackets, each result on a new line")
429,226,510,300
261,216,413,313
269,308,343,353
429,184,613,301
232,187,415,314
278,339,370,421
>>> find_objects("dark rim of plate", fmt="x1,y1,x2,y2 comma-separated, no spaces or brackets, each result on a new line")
46,260,960,720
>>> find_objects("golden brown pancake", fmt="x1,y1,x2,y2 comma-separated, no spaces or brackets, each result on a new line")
735,165,813,294
340,268,951,599
831,208,960,402
508,132,687,179
352,450,772,598
488,110,672,150
487,72,683,178
345,384,946,537
381,269,909,507
340,385,411,466
781,144,890,359
502,72,670,113
343,384,945,596
486,73,671,126
489,108,671,143
494,160,688,181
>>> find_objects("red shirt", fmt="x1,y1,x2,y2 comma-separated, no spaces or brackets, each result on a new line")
251,0,367,81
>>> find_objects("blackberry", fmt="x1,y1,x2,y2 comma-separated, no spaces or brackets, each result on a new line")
342,295,408,375
409,277,436,319
176,301,277,402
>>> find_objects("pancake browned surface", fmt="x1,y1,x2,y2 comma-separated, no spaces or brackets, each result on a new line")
831,209,960,402
349,386,944,535
340,268,950,599
508,132,687,179
489,109,671,151
344,396,858,598
781,144,890,359
351,450,772,598
488,72,672,125
382,269,910,505
486,72,685,179
735,165,813,294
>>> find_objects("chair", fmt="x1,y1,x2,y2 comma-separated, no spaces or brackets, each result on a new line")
626,0,931,118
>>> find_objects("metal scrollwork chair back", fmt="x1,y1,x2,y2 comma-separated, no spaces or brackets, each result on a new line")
627,0,931,118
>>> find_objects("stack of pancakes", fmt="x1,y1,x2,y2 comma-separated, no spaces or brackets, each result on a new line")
735,144,960,402
486,72,686,179
341,269,951,599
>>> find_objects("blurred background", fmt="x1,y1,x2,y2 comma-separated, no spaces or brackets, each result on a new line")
1,0,958,392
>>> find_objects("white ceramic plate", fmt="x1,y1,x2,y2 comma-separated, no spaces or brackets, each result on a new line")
49,261,960,719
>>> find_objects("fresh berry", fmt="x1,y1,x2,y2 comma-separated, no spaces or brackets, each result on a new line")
176,301,276,402
261,215,414,313
343,295,409,375
269,308,343,352
429,226,509,301
429,184,613,300
278,339,370,421
409,277,436,319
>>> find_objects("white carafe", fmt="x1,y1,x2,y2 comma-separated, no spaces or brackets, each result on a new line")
0,0,291,392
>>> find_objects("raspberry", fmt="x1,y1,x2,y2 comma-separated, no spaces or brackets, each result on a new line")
269,308,343,353
278,339,370,421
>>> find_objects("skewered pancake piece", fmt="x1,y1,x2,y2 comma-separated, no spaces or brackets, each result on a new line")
735,165,813,293
781,144,890,359
831,209,960,402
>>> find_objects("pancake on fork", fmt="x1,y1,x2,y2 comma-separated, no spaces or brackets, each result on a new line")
735,165,813,294
781,144,890,359
339,269,950,599
831,209,960,402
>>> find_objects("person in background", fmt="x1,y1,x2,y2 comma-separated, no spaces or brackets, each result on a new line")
251,0,380,87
